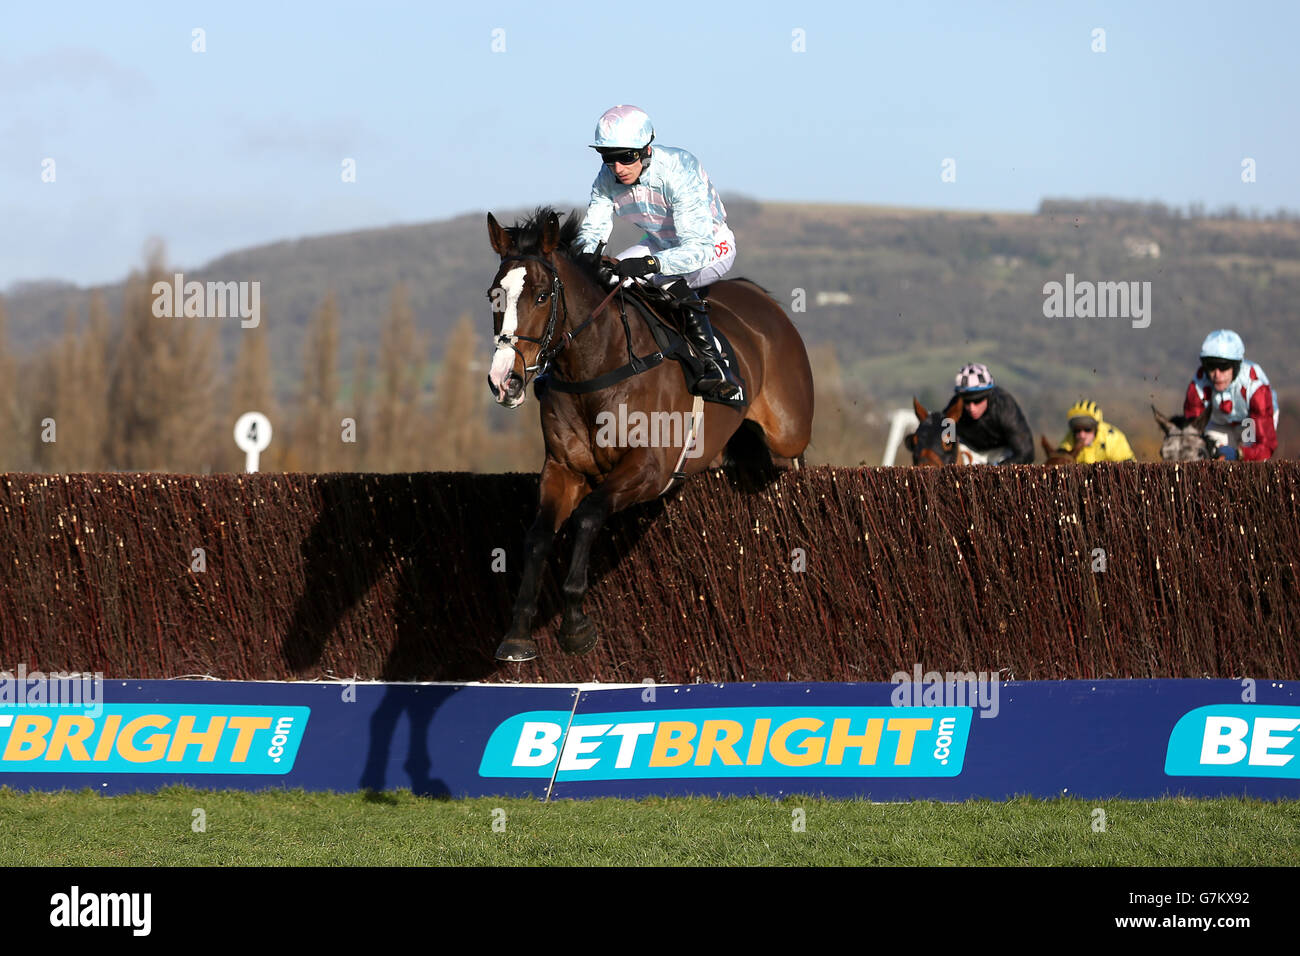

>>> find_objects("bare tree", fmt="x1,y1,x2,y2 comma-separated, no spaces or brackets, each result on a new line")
294,292,340,472
429,313,484,471
228,320,278,472
0,297,27,468
372,283,428,471
40,308,85,471
341,343,371,471
106,245,219,472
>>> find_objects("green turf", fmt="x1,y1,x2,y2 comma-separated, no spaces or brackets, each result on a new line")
2,787,1297,866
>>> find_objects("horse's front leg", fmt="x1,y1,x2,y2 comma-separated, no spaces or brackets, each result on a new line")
495,461,585,662
557,451,660,655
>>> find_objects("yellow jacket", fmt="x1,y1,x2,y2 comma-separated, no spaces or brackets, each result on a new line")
1057,422,1135,462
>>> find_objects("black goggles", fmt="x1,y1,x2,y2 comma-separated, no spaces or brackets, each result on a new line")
600,148,642,166
1202,358,1236,373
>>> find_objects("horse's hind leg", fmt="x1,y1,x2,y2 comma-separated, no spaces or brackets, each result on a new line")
743,362,813,463
495,461,585,662
556,452,660,654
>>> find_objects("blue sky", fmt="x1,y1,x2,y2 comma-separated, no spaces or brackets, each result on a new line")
3,0,1297,287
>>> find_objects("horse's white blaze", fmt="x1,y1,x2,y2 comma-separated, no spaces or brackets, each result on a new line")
489,267,526,394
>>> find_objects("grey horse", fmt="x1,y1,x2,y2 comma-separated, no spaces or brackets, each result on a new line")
1152,405,1214,461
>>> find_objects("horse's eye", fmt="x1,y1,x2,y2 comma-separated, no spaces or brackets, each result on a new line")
535,292,549,305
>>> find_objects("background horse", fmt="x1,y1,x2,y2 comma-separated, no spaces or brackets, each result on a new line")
1153,405,1213,461
1041,435,1087,465
906,396,1008,465
486,207,814,662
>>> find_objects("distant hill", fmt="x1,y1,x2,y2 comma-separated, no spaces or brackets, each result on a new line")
5,197,1298,459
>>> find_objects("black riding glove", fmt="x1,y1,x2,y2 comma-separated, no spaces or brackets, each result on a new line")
614,255,658,279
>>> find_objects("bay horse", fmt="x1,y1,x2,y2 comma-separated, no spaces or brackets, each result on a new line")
906,396,1007,465
1041,435,1087,465
485,207,814,662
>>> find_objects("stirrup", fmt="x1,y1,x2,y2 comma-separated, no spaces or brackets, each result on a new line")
693,361,724,391
696,360,741,400
709,377,741,400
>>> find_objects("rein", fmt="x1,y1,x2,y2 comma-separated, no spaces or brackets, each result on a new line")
497,254,670,394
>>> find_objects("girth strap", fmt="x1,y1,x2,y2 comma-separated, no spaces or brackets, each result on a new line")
544,291,684,394
543,347,668,394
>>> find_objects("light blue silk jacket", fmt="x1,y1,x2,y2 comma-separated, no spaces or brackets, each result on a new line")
575,145,730,276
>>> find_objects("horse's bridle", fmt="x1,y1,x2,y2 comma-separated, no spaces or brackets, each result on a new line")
495,254,569,388
494,253,625,389
912,413,960,466
916,446,949,467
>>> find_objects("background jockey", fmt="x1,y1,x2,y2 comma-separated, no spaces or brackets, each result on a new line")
1054,399,1135,462
573,104,741,400
1184,329,1278,461
951,363,1034,464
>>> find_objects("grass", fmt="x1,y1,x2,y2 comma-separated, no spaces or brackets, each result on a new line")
2,787,1297,866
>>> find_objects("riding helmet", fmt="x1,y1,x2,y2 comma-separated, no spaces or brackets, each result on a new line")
1199,329,1244,379
954,363,995,399
1066,399,1102,431
1199,329,1245,362
591,105,655,152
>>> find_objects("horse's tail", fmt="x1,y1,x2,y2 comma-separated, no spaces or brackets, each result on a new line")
723,419,779,491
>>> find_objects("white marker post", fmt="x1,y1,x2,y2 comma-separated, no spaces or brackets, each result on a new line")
233,412,272,473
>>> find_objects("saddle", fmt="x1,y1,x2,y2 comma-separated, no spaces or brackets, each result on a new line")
616,280,749,410
542,260,748,409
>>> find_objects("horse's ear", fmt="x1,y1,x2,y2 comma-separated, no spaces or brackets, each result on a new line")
913,397,928,421
540,211,562,254
1041,435,1054,457
1193,405,1212,432
1152,404,1174,435
487,213,514,256
945,396,964,421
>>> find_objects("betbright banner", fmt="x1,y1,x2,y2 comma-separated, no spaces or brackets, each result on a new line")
0,677,1296,799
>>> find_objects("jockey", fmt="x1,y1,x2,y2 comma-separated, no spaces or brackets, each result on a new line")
1055,399,1135,462
573,105,741,400
951,363,1034,464
1183,329,1278,461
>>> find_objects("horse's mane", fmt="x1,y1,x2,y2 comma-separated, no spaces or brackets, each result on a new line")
509,205,579,252
507,206,608,283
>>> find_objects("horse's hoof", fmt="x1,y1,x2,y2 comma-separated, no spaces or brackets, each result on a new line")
557,618,599,655
495,636,538,662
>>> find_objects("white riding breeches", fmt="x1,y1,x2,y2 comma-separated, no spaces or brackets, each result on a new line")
616,224,737,289
1205,408,1279,450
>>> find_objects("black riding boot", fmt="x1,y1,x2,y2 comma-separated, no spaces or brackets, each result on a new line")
664,280,742,400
